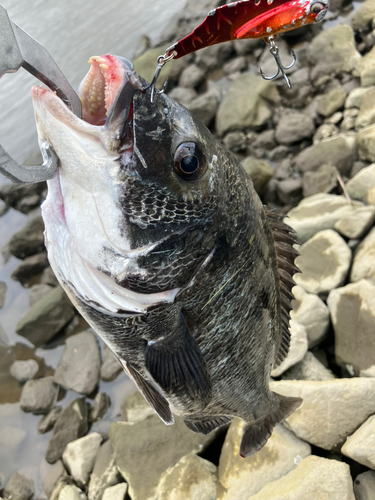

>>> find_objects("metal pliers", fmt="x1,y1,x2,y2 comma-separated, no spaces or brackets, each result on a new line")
0,3,81,184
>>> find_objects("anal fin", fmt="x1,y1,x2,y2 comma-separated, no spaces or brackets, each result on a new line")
184,416,232,435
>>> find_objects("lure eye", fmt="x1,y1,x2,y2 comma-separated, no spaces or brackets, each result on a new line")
310,1,325,14
174,142,206,181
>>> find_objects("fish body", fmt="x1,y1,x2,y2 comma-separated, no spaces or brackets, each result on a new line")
32,55,301,457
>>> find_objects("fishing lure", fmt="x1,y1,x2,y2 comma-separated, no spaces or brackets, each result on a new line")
149,0,328,100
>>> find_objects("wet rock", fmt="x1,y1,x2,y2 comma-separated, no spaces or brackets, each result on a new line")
29,283,54,307
38,407,63,434
179,64,206,88
293,135,355,175
346,162,375,202
62,433,103,487
290,286,330,348
91,393,111,422
20,376,57,414
109,415,216,500
11,251,49,284
42,460,67,499
317,86,347,118
0,281,6,309
41,266,59,286
354,46,375,87
45,398,88,464
0,182,45,213
102,484,127,500
302,164,338,198
313,124,339,144
307,25,361,80
294,229,351,295
275,112,315,145
3,472,34,500
8,216,45,259
241,156,273,193
353,471,375,500
282,352,335,381
100,345,122,382
16,286,74,346
10,359,39,382
328,280,375,374
156,454,217,500
342,414,375,469
276,178,303,206
217,421,311,500
58,484,85,500
54,330,101,395
352,0,375,31
88,440,120,500
351,228,375,282
357,125,375,162
271,320,308,377
185,88,219,126
270,378,375,450
216,73,279,136
167,87,197,106
223,56,247,75
121,391,154,423
248,455,355,500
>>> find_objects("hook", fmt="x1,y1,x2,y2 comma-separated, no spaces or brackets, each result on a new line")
146,52,175,103
260,37,296,89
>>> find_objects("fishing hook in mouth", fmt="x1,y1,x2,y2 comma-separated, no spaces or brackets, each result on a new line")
260,37,296,89
146,52,175,103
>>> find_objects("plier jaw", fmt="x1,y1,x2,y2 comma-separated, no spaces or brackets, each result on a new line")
0,3,81,184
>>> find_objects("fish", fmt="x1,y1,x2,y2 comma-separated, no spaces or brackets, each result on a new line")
31,54,302,457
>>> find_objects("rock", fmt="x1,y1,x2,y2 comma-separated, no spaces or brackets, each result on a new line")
352,0,375,31
58,484,85,500
179,64,206,88
317,86,347,118
185,88,219,126
275,113,315,145
100,345,122,382
38,407,63,434
313,123,339,144
20,376,57,414
88,440,120,500
355,89,375,129
223,131,247,152
167,87,197,107
91,393,111,422
282,351,335,381
109,415,216,500
0,281,6,309
8,216,45,259
302,164,338,198
271,320,308,377
216,73,279,136
350,160,367,178
351,228,375,282
16,286,75,346
10,359,39,382
62,433,103,487
342,414,375,469
276,178,303,206
290,286,330,348
0,182,45,213
3,472,34,500
294,229,351,295
328,280,375,374
241,156,273,193
326,111,343,125
353,471,375,500
354,46,375,87
346,87,375,109
293,135,355,175
307,25,361,80
217,421,311,500
223,56,247,75
54,330,100,395
156,454,217,500
248,130,276,155
357,125,375,162
41,266,60,286
11,251,49,284
335,206,375,240
42,460,67,499
0,198,7,216
195,41,234,71
268,145,290,162
133,46,183,88
45,398,88,464
121,391,155,423
270,378,375,450
29,283,54,307
102,484,127,500
346,162,375,202
248,455,355,500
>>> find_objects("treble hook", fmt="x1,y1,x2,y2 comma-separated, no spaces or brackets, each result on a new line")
260,37,296,89
147,52,175,103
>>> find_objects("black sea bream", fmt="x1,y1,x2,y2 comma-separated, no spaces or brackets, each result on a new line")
32,55,302,457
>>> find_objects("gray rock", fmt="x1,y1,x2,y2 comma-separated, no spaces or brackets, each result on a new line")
11,251,49,284
223,132,247,152
41,266,60,286
100,345,122,382
354,46,375,87
351,228,375,283
342,414,375,469
357,125,375,163
121,391,155,423
156,454,217,500
325,111,343,125
62,433,103,487
268,145,290,162
241,156,273,193
167,87,197,107
346,162,375,202
101,484,127,500
8,216,45,259
271,320,308,377
195,41,233,71
334,205,375,239
328,280,375,374
355,89,375,129
91,393,111,422
346,87,375,109
0,198,7,216
302,164,338,198
282,352,335,381
248,456,355,500
179,64,206,88
0,281,6,309
29,283,54,307
38,407,63,434
313,124,339,144
217,422,311,500
16,286,75,346
317,86,347,118
350,160,368,178
20,376,57,414
54,330,101,395
45,398,88,464
58,484,86,500
270,378,375,450
109,415,217,500
352,0,375,31
88,440,120,500
233,37,263,56
353,471,375,500
223,56,247,75
294,229,351,295
185,88,219,126
216,73,279,136
276,178,303,206
248,130,276,154
275,112,315,145
0,182,45,213
42,460,67,499
10,359,39,382
3,472,34,500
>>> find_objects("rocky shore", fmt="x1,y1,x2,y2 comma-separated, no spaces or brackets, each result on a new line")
2,0,375,499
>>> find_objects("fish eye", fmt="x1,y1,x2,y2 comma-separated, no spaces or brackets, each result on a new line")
174,142,207,181
310,1,325,14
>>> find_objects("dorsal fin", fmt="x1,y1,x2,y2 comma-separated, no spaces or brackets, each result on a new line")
264,207,300,368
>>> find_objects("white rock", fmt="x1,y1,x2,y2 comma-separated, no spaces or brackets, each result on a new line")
346,163,375,202
353,471,375,500
271,320,308,377
101,484,127,500
334,205,375,239
10,359,39,382
346,87,375,109
360,366,375,377
342,414,375,469
283,352,335,381
58,485,85,500
62,433,103,487
351,228,375,283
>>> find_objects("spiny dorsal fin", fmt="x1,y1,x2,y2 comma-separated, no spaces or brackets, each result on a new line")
264,207,300,368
